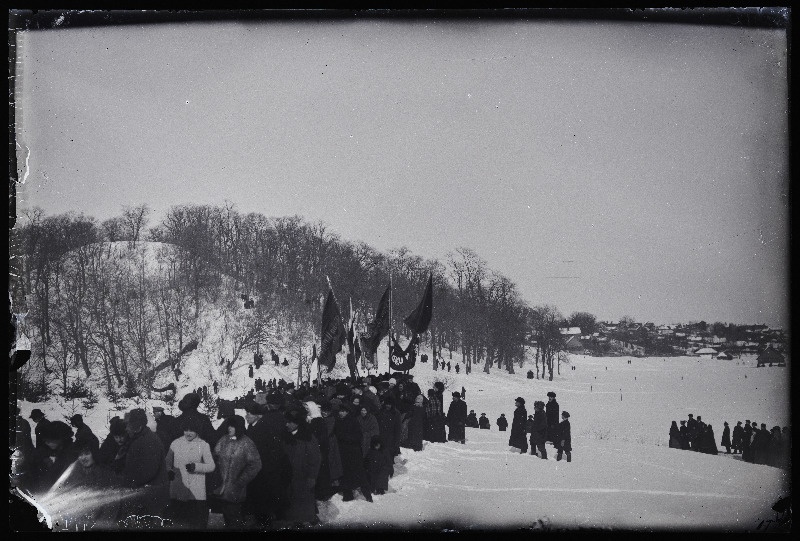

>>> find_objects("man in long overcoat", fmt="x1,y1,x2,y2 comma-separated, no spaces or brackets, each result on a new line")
446,392,467,444
508,398,528,453
545,392,560,443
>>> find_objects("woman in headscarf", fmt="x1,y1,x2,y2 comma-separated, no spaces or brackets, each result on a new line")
669,421,682,449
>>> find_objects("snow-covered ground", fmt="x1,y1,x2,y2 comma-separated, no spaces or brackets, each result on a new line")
16,352,790,531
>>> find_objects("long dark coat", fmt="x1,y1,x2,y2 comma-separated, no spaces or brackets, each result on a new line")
365,447,390,493
545,400,560,442
310,417,335,500
246,413,292,518
282,424,322,523
446,399,467,442
497,416,508,431
378,407,402,457
721,425,731,447
669,424,682,449
334,413,369,491
732,425,743,448
34,419,52,450
530,410,548,445
119,427,170,518
508,406,528,450
402,405,424,451
557,419,572,452
155,414,179,449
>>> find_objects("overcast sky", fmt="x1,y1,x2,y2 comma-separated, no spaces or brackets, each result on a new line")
14,18,789,328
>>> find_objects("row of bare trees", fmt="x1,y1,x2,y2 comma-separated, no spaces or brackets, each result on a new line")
11,202,580,397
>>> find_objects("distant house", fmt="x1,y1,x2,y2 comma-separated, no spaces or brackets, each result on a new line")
559,327,582,336
711,335,727,344
756,348,786,367
716,351,734,360
694,347,719,359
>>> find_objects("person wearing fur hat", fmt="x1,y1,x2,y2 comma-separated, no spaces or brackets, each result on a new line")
556,411,572,462
175,392,218,449
509,397,529,453
33,420,78,493
281,408,322,525
545,392,560,444
244,400,291,526
446,392,467,444
166,416,216,529
334,403,373,502
118,408,170,520
213,415,262,528
530,401,548,459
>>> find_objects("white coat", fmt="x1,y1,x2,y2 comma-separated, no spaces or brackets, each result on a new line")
166,436,215,501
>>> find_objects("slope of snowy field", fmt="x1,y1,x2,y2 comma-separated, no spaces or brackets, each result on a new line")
16,350,790,531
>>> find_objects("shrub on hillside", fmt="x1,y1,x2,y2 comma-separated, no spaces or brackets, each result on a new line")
64,379,90,399
18,373,50,402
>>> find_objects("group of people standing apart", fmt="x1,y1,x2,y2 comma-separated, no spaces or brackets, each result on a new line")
668,414,790,469
12,372,504,530
506,392,571,462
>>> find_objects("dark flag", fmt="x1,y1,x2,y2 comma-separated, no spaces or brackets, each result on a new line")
319,289,346,371
404,274,433,335
346,318,358,378
364,284,391,353
389,334,419,372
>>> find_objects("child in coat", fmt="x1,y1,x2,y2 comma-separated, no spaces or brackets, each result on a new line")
556,411,571,462
365,435,390,495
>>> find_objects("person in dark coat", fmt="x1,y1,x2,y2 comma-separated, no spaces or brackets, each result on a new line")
365,435,390,495
33,420,78,494
378,399,402,475
678,420,689,449
686,414,698,451
721,422,732,453
693,416,706,452
556,411,572,462
175,393,218,449
245,399,291,525
70,414,100,456
767,426,783,468
446,392,467,444
529,401,548,459
446,362,451,372
29,409,51,451
312,403,341,501
97,417,128,474
497,414,508,432
424,389,447,443
478,413,490,430
741,420,753,462
282,409,322,525
334,404,373,502
669,421,682,449
455,364,460,374
402,395,425,452
118,408,170,520
701,424,718,455
732,421,743,454
752,423,771,465
248,365,254,378
152,406,178,449
545,392,560,443
509,398,528,453
213,380,219,394
466,410,479,428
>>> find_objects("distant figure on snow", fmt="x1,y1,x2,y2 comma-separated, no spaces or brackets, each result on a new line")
478,413,490,430
669,421,681,449
466,410,479,428
721,422,731,454
556,411,571,462
455,364,460,374
497,414,508,432
446,392,467,444
508,397,528,454
545,392,559,443
446,362,451,372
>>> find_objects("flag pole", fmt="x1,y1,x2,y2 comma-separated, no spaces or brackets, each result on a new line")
388,271,393,375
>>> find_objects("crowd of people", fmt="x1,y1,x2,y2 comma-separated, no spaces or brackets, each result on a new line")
11,372,514,530
505,392,571,462
668,414,790,468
